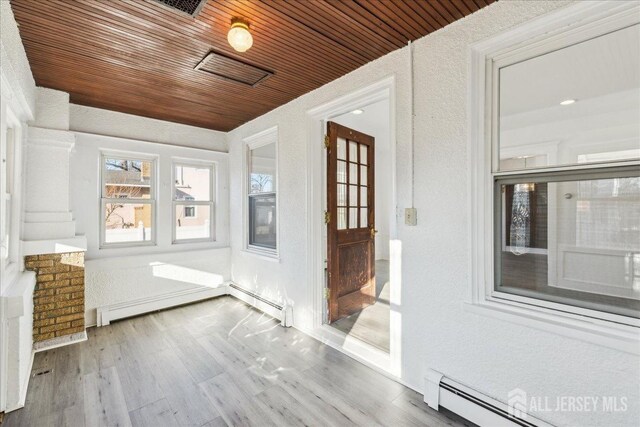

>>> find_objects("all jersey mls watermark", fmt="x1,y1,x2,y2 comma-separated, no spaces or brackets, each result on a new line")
508,388,628,420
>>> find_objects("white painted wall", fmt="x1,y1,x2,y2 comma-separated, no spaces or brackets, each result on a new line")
0,1,36,118
69,132,231,325
332,99,392,260
0,0,36,413
226,1,639,426
70,104,227,152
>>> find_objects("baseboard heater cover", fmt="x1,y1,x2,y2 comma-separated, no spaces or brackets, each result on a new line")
228,283,293,327
96,282,292,327
425,369,552,427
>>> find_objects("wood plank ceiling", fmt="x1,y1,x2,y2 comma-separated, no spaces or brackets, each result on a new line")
10,0,495,132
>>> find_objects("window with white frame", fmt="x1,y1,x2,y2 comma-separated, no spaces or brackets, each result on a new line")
481,16,640,323
100,154,155,247
246,130,277,253
173,162,214,242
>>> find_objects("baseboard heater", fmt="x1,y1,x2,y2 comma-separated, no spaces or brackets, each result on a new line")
425,370,552,427
228,283,293,327
96,283,292,327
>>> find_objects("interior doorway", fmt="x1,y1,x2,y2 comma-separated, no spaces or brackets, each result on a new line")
325,99,392,352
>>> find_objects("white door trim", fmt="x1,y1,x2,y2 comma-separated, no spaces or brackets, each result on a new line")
304,75,401,376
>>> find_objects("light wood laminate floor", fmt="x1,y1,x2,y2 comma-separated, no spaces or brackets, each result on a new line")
5,296,468,427
332,260,390,352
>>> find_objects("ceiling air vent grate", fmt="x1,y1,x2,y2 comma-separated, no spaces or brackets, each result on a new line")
195,51,274,87
152,0,207,17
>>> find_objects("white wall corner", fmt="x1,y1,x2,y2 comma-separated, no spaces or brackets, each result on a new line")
424,369,444,410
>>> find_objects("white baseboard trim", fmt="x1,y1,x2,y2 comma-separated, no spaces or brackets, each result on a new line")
94,282,292,327
96,285,230,326
33,331,87,352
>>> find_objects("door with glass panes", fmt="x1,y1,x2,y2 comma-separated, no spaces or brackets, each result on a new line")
326,121,376,323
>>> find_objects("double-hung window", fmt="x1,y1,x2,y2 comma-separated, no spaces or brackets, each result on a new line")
473,6,640,329
246,129,278,254
100,154,156,247
172,162,214,243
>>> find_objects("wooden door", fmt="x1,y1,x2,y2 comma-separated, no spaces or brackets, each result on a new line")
326,121,375,323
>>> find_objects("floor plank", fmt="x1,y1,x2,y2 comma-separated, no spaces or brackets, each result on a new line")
4,296,466,427
129,398,178,427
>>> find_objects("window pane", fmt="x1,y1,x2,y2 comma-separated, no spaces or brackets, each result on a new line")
349,208,358,229
104,203,152,243
337,137,346,161
175,204,211,240
337,160,347,183
360,144,368,165
360,165,368,186
337,184,347,206
337,208,347,230
249,194,276,250
360,186,367,207
103,158,152,199
349,185,358,207
497,174,640,318
361,208,368,228
174,165,211,201
250,143,276,194
349,141,358,162
349,163,358,184
498,25,640,171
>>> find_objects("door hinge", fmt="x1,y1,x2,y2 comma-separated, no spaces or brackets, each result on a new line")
323,288,330,299
324,210,330,224
324,135,330,150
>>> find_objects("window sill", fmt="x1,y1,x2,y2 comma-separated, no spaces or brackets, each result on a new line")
464,299,640,355
100,241,157,250
241,248,280,263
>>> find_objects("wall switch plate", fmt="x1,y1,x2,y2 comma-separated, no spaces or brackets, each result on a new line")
405,207,417,226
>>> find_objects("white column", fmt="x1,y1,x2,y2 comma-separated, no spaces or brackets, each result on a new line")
21,127,86,255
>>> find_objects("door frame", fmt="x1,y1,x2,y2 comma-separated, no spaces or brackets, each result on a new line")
305,76,401,376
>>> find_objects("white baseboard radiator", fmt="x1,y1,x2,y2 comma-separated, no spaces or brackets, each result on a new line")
96,283,293,328
425,370,552,427
228,283,293,327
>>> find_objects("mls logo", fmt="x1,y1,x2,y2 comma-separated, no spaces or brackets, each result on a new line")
508,388,528,419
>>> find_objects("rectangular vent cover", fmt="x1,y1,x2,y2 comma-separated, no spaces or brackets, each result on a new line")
153,0,206,16
195,51,274,87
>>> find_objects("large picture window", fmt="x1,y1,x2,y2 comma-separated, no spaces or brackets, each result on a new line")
488,21,640,322
172,162,214,243
246,129,277,254
100,155,155,247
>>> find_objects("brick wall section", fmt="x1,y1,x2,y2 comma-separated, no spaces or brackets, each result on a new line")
25,252,85,342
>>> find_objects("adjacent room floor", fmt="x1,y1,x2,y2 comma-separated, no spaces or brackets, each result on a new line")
4,296,465,427
332,260,391,352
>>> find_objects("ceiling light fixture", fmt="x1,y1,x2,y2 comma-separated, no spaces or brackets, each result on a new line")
352,109,364,115
227,17,253,53
560,99,576,106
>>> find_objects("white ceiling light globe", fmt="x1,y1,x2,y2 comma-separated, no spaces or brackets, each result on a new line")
228,19,253,53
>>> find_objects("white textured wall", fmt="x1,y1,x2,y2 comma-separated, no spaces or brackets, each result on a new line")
0,1,36,117
70,131,231,324
33,88,69,130
84,248,230,326
70,104,227,152
227,1,639,426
